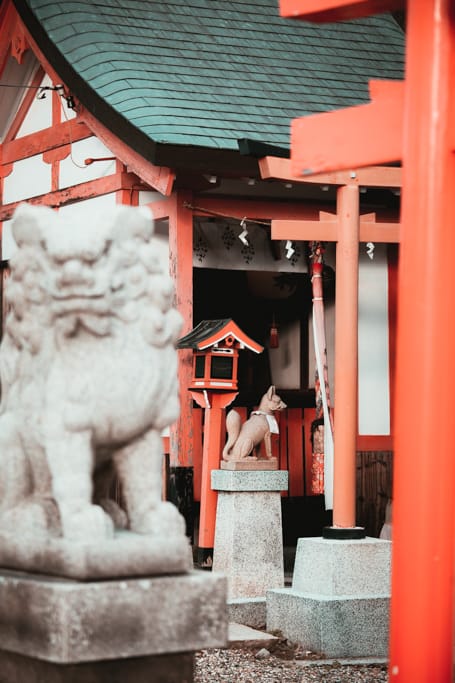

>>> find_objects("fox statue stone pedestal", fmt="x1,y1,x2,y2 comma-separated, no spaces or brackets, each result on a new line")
0,204,227,682
211,468,288,628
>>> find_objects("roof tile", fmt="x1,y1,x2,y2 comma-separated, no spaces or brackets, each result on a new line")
16,0,405,153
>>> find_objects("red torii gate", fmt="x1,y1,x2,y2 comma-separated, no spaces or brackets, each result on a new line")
280,1,455,681
259,157,400,527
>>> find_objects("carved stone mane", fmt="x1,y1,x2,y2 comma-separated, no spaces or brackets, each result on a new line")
0,203,190,579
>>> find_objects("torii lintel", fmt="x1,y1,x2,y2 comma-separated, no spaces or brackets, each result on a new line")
258,156,402,189
280,0,403,22
289,80,404,176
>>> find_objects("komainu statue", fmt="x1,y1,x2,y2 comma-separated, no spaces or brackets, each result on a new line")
0,203,190,577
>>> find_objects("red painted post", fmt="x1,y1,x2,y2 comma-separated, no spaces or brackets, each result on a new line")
389,1,455,680
195,391,237,567
332,184,359,528
168,191,194,470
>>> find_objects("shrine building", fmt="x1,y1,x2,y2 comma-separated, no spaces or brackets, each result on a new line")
0,0,405,554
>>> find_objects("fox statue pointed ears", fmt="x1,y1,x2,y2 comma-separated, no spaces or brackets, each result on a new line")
222,385,286,461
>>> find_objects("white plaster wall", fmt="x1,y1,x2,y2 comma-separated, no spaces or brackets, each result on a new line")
139,191,165,205
269,319,301,389
358,244,390,435
307,243,390,436
2,194,117,260
59,137,116,188
58,193,116,218
3,154,51,203
15,73,52,137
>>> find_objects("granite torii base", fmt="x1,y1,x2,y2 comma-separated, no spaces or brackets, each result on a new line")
267,536,392,658
212,468,288,628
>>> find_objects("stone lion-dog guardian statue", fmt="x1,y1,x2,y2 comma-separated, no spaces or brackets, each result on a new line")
0,203,191,579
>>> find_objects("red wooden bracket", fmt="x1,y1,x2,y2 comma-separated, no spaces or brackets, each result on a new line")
280,0,403,22
290,80,404,176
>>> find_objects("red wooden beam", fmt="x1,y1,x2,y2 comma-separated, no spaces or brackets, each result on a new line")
290,81,404,175
2,119,91,165
259,156,402,188
389,1,455,680
79,107,175,196
0,171,141,221
190,196,323,221
168,191,194,470
148,197,175,220
272,215,400,242
332,184,359,528
280,0,403,22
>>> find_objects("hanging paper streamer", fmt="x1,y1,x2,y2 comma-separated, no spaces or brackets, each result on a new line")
238,217,249,245
285,240,295,259
310,242,334,510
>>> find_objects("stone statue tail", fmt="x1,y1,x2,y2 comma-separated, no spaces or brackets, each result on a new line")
222,409,242,460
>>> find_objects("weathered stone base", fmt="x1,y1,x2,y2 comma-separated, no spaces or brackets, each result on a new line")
267,590,390,658
0,529,192,580
266,536,391,658
220,458,278,470
0,569,228,666
0,649,194,683
228,597,266,629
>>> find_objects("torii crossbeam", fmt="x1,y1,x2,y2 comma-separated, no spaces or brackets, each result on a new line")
280,1,455,681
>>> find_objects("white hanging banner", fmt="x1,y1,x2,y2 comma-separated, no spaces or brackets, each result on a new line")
312,303,334,511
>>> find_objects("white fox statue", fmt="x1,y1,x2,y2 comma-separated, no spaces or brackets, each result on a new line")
222,385,287,461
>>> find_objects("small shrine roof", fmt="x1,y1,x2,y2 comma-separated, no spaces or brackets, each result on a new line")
13,0,405,163
177,319,263,354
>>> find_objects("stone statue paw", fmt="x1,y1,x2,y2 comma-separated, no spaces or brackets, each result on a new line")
133,501,186,537
58,502,115,542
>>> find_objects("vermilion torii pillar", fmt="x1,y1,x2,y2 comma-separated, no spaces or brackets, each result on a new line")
279,0,455,680
260,157,400,530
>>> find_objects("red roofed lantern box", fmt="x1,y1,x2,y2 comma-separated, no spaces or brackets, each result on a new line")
177,319,263,567
177,319,263,393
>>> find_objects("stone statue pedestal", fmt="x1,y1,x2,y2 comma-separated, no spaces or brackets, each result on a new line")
0,529,192,580
267,536,391,658
0,569,228,683
211,469,288,627
220,458,278,470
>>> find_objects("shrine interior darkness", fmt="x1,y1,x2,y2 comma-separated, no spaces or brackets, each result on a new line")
193,266,335,409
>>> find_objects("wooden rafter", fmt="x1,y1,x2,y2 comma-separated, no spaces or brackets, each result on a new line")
2,119,91,165
0,171,145,221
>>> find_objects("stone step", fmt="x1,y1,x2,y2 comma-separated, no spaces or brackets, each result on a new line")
228,622,278,649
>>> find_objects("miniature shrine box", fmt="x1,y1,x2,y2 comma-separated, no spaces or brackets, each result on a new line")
177,319,263,391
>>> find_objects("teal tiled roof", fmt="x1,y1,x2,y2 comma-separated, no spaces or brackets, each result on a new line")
14,0,405,155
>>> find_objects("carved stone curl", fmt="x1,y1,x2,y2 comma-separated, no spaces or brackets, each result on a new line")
0,203,190,578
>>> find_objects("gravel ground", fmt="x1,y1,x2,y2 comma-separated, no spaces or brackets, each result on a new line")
194,641,388,683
